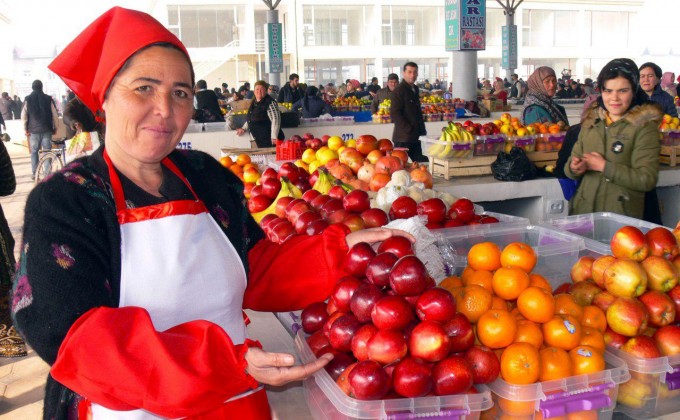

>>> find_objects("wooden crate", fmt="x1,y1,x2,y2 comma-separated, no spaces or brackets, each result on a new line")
429,152,558,180
660,145,680,167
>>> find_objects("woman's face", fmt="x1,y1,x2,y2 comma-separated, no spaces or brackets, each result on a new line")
103,46,193,165
542,76,557,97
346,82,355,93
639,67,658,94
602,76,634,120
254,84,267,101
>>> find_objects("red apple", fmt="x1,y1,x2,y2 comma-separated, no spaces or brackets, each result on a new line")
285,199,312,224
604,327,628,349
464,345,501,384
295,210,322,234
417,198,448,224
343,190,371,214
348,360,390,400
260,177,282,199
668,284,680,316
639,290,676,327
319,198,345,218
360,208,389,228
371,295,415,331
307,330,332,357
392,357,433,398
356,134,379,155
606,297,649,337
330,276,363,312
274,196,295,218
278,162,300,184
646,227,679,259
301,301,329,334
365,252,399,288
653,325,680,356
351,324,378,361
367,329,408,365
389,255,430,296
310,194,332,210
350,283,385,323
248,194,273,213
415,287,457,323
571,256,595,283
641,255,679,292
442,313,475,353
432,356,474,395
328,185,347,200
294,177,312,193
448,198,475,224
611,226,650,262
306,219,329,235
592,291,617,312
270,219,296,243
328,313,363,352
621,335,661,359
377,236,414,258
342,213,366,232
259,213,279,231
604,259,648,298
479,216,499,224
326,209,349,225
302,189,321,203
389,196,418,220
592,255,617,288
344,242,377,278
260,167,278,184
409,321,451,362
443,219,465,228
325,352,357,381
569,280,603,306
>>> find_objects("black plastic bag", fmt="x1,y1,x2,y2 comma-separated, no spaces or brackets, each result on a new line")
491,146,537,181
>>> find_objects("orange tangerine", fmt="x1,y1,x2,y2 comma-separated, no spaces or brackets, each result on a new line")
236,153,251,166
539,347,573,381
453,285,493,324
579,327,606,352
467,242,502,271
569,345,605,375
477,309,517,349
465,270,494,293
492,267,531,300
529,273,553,292
581,305,607,333
500,342,540,384
543,315,583,351
517,286,555,323
554,294,584,322
514,319,544,350
501,242,538,273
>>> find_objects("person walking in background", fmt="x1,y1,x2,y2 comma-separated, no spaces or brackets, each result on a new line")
193,79,225,123
390,62,427,162
639,62,677,117
0,93,14,121
371,73,399,114
277,73,302,104
565,58,661,221
660,72,677,97
0,136,23,358
11,96,22,120
522,66,570,126
21,80,58,181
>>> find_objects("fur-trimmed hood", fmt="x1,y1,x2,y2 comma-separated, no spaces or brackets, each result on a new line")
582,101,663,129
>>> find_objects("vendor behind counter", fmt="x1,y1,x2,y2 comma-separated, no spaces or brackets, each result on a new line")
292,86,331,118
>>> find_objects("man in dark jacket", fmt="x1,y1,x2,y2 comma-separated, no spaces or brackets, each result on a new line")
0,93,14,121
193,79,225,122
371,73,399,114
277,73,302,104
21,80,58,180
390,62,427,162
509,74,523,98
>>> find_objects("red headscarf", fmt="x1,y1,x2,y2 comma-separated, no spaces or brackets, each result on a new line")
49,7,191,114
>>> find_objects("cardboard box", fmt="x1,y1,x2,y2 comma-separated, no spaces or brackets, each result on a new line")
482,98,504,112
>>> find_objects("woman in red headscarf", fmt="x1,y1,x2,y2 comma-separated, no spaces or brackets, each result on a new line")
11,7,412,420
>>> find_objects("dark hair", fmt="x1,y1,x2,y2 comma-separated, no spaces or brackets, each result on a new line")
388,73,399,81
639,62,662,79
32,80,43,91
213,87,221,95
512,74,518,78
371,77,378,83
196,80,207,89
403,62,418,71
289,73,299,81
222,83,228,88
64,98,100,133
597,58,649,111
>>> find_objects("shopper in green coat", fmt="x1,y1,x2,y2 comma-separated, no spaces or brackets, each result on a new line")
565,58,662,219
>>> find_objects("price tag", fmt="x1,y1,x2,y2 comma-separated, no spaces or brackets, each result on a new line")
341,133,355,141
176,142,193,150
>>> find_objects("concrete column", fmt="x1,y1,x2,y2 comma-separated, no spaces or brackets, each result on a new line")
452,51,478,102
375,56,384,81
267,9,282,88
504,12,515,81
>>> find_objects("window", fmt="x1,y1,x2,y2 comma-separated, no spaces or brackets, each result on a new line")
591,11,630,47
302,6,367,47
168,5,245,48
486,8,504,47
381,6,437,46
554,11,578,47
522,9,555,47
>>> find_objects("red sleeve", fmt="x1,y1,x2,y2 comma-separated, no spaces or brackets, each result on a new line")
244,224,350,311
51,306,261,419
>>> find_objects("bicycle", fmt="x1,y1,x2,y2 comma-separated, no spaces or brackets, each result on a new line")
35,137,67,184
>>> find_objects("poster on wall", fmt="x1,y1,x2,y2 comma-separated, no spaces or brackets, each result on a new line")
445,0,486,51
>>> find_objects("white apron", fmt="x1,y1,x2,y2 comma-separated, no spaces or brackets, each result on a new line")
91,150,253,419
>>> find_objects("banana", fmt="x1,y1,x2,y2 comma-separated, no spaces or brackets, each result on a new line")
251,180,292,223
335,179,354,193
438,141,452,159
312,168,333,194
288,179,303,198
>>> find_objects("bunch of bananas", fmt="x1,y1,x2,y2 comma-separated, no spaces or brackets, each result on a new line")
250,177,303,222
311,167,354,194
427,122,474,159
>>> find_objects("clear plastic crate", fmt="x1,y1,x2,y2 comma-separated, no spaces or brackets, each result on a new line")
295,330,493,419
539,212,668,256
204,121,228,132
473,135,505,156
506,135,536,153
485,351,629,419
430,211,529,236
438,225,584,288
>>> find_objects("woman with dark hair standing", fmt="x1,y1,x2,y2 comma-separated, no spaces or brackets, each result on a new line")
292,86,331,118
639,62,677,117
236,80,283,148
565,58,661,220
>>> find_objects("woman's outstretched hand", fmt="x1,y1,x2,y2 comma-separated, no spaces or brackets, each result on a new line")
245,347,333,387
345,227,415,249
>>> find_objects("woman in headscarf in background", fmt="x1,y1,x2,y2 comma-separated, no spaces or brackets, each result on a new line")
522,66,570,126
292,86,331,118
343,79,370,99
564,58,662,221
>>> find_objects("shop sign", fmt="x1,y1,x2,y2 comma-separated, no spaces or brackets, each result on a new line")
265,23,283,74
445,0,486,51
502,25,518,69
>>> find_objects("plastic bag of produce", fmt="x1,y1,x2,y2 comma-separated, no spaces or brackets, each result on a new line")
490,146,537,182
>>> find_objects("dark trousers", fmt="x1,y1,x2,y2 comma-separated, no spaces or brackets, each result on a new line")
394,141,428,163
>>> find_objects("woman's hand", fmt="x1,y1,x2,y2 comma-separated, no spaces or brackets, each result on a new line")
346,227,415,249
245,347,332,387
236,128,245,136
583,152,606,173
569,156,587,176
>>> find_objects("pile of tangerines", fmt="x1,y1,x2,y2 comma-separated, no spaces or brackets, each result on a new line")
219,153,262,185
440,242,608,417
